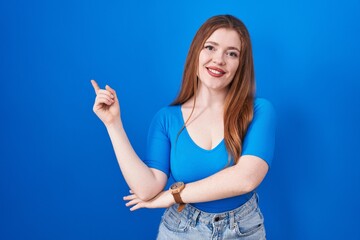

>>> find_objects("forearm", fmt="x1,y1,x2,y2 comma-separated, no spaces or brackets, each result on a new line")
106,121,164,200
180,156,268,204
123,156,268,212
180,167,247,203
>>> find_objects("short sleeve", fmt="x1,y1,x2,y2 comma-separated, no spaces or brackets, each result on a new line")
143,108,171,177
241,98,276,167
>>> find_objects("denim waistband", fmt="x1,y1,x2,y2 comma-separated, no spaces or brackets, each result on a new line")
169,192,259,230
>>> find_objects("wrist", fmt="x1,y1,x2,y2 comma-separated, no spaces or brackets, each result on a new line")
169,182,186,212
105,119,123,131
168,190,176,205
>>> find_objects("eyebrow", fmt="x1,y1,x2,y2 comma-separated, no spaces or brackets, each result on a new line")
205,41,240,52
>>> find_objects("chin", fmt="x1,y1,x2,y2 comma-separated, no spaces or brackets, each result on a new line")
205,84,229,92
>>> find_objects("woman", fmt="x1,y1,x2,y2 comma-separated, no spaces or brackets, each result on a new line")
91,15,275,239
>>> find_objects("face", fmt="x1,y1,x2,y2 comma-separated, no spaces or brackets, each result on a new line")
197,28,241,92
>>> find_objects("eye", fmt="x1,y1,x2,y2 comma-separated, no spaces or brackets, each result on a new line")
227,51,238,58
204,45,215,51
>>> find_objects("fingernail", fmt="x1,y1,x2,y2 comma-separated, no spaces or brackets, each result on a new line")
111,94,114,98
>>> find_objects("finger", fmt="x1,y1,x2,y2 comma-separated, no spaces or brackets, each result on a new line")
123,194,137,201
97,92,114,103
130,203,144,211
98,89,114,99
125,198,142,207
96,96,114,105
91,80,101,94
129,190,134,194
105,85,117,99
96,94,113,103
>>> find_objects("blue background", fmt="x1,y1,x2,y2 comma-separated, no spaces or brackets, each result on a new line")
1,0,359,239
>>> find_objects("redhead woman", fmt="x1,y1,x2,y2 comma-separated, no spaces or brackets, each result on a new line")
91,15,276,239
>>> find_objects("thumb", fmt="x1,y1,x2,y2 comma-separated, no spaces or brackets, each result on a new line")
105,85,117,98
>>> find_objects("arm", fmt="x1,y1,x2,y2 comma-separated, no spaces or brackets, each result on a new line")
91,80,167,200
124,98,275,210
180,155,268,203
106,122,167,200
124,155,268,210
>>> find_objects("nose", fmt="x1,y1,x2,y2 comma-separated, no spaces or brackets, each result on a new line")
212,51,225,66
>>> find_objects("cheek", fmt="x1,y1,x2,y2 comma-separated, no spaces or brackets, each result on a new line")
229,62,240,74
198,53,208,75
199,51,211,64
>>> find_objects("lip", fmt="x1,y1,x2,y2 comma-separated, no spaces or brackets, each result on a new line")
206,66,226,77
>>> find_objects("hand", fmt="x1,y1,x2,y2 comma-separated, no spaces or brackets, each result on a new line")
91,80,121,127
123,190,175,211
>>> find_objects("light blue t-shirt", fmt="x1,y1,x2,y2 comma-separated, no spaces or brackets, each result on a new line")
144,98,276,213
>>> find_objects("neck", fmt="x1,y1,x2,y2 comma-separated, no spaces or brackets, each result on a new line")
193,83,228,109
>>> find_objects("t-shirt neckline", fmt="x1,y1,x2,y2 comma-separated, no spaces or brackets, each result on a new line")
177,105,225,152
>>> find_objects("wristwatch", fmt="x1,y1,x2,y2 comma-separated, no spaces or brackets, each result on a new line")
169,182,186,212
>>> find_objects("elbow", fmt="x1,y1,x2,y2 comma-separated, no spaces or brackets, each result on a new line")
137,194,154,201
244,181,258,193
131,180,166,201
234,180,258,195
134,189,158,201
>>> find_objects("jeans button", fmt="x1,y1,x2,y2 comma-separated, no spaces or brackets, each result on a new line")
214,216,220,222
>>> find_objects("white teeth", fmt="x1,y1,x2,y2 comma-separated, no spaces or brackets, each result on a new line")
208,68,223,74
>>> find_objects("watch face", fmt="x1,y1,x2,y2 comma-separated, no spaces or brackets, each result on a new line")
170,182,184,190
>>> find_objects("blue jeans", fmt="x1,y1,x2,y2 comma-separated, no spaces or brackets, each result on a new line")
157,193,266,240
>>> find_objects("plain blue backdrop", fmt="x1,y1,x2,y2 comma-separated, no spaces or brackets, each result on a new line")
1,0,359,239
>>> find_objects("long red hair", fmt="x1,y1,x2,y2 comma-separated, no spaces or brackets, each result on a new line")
171,15,255,164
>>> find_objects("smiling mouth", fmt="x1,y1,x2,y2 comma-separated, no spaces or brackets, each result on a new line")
206,67,226,77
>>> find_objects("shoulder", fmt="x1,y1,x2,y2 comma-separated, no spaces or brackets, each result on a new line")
249,98,276,128
152,105,180,119
254,98,275,111
253,98,276,119
242,98,276,167
150,105,181,128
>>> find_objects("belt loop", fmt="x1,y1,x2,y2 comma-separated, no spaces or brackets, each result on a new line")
229,211,235,230
253,191,257,201
190,209,200,227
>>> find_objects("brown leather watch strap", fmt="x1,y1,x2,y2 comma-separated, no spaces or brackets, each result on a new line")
177,203,186,212
170,182,186,212
173,193,184,204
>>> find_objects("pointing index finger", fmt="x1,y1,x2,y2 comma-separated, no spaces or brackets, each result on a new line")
91,80,100,94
